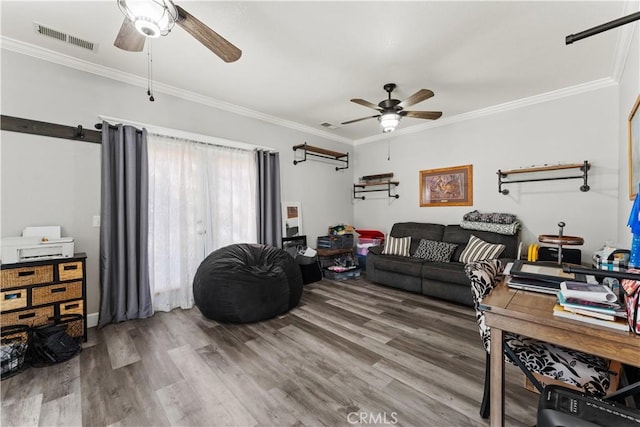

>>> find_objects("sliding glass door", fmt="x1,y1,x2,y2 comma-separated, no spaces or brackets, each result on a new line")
147,133,257,311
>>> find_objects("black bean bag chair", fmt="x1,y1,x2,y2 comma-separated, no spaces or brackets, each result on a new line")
193,243,303,323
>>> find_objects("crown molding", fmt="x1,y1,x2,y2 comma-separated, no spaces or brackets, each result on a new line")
353,77,617,146
0,37,352,145
1,36,622,148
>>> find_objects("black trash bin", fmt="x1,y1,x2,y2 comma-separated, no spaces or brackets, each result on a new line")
295,253,322,284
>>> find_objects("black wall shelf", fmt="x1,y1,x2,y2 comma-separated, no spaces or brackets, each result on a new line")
353,181,399,200
292,143,349,171
497,161,590,195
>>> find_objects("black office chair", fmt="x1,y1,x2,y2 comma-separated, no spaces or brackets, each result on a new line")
465,259,619,418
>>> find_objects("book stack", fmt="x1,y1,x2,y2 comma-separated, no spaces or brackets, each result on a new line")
553,281,629,331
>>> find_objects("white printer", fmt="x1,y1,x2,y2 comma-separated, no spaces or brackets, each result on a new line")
1,226,75,264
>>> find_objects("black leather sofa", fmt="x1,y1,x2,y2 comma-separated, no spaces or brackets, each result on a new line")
366,222,519,306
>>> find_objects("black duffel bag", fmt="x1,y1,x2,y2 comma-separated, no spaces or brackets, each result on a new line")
27,317,82,367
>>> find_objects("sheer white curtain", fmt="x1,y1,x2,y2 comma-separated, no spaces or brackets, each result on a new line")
147,133,257,312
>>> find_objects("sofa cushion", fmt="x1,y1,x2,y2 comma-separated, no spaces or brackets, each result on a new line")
459,235,506,263
413,239,458,262
373,254,425,277
368,245,383,255
390,223,445,254
420,261,468,286
382,236,411,257
443,225,518,262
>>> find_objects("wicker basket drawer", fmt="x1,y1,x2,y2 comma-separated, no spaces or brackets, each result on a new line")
57,314,84,338
32,281,82,306
0,288,28,312
1,306,54,327
59,300,83,316
1,265,53,289
58,261,83,281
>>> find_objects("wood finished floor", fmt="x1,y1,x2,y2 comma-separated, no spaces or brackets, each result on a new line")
1,277,538,426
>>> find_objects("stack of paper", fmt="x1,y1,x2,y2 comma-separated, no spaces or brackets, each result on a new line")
554,281,628,331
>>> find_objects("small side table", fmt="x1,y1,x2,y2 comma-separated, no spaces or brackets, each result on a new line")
538,222,583,264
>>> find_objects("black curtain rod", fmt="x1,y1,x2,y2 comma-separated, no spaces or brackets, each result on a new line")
1,115,101,144
94,122,144,134
566,11,640,45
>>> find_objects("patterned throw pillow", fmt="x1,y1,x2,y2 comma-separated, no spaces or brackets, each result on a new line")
413,239,458,262
382,236,411,257
459,235,506,263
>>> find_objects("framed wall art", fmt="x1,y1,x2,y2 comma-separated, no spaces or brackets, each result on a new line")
419,164,473,207
629,94,640,200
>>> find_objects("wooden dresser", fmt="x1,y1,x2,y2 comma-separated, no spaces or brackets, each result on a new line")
1,253,87,341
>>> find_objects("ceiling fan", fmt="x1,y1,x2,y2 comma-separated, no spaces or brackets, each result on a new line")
342,83,442,133
114,0,241,63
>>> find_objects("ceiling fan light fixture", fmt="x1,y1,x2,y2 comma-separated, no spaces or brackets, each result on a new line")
134,17,161,37
379,112,401,133
118,0,178,38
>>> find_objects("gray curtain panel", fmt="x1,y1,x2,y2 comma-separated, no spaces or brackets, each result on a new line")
98,122,153,327
255,150,282,247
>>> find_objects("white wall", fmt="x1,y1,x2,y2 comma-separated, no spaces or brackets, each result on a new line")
3,22,638,319
353,86,620,263
617,23,640,248
1,50,354,316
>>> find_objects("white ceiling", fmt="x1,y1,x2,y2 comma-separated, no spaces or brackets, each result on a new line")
1,1,637,143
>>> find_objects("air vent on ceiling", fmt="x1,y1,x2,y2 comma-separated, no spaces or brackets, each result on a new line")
33,22,98,52
320,122,339,130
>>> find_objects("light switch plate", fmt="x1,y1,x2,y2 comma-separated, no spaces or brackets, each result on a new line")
92,215,100,227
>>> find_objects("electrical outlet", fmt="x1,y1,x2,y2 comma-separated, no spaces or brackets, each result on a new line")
92,215,100,227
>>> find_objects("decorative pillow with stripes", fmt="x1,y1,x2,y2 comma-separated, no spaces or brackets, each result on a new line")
382,236,411,257
459,235,506,264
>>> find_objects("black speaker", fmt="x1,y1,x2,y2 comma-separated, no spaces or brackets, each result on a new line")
538,385,640,427
537,246,581,264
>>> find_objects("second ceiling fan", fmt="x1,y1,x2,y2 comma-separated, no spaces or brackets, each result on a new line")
114,0,241,63
342,83,442,133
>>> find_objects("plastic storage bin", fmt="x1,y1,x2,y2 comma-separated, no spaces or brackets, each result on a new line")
317,234,354,249
356,238,383,255
355,229,385,255
323,267,361,280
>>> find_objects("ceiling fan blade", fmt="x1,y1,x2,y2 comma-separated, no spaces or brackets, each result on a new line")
351,99,381,111
341,115,380,125
398,89,434,109
402,111,443,120
175,5,242,63
114,18,146,52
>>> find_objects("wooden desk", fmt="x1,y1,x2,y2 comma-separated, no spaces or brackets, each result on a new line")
481,281,640,427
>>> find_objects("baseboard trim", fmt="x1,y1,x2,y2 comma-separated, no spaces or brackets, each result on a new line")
87,312,99,328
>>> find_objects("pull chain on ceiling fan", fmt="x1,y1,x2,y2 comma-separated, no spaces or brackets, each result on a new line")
342,83,442,133
114,0,242,63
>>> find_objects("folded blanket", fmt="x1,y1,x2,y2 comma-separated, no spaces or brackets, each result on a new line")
460,220,521,236
463,210,517,224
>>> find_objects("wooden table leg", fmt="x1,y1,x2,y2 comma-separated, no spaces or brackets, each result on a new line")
490,327,505,427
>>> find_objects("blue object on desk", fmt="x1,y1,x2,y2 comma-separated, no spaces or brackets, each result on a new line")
628,184,640,267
